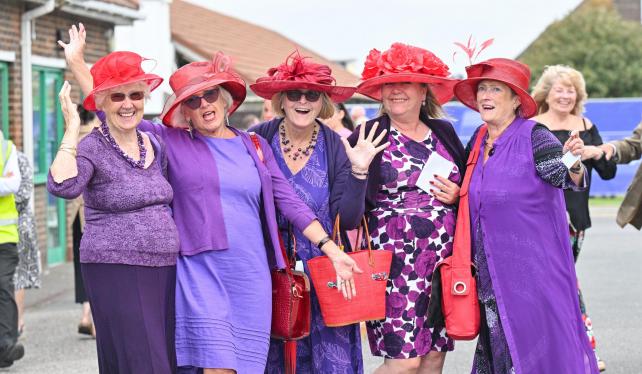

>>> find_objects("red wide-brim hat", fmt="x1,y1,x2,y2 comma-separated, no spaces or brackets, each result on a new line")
83,51,163,111
356,43,457,105
161,52,247,128
250,51,356,103
357,73,457,104
453,58,538,118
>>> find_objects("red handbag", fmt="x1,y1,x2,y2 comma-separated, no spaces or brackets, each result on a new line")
435,125,487,340
307,215,392,327
250,134,310,374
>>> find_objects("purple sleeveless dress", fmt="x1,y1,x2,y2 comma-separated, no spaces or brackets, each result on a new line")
467,117,599,374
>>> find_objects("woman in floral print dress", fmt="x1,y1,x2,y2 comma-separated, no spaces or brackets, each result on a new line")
349,43,466,373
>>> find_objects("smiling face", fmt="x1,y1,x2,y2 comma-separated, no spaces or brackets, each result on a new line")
181,85,228,136
381,82,427,120
545,79,577,115
100,82,147,132
281,90,323,129
476,80,520,126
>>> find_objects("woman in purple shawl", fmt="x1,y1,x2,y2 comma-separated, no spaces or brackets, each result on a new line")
452,58,600,374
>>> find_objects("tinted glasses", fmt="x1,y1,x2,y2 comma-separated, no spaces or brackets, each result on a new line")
285,90,322,103
184,88,220,110
110,91,145,102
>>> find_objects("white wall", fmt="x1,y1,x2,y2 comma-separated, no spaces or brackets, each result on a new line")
114,0,174,116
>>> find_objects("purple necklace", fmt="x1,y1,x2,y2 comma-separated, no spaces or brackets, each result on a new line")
99,120,147,169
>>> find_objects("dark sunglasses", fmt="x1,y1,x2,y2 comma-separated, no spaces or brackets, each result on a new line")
184,88,220,110
285,90,322,103
110,91,145,102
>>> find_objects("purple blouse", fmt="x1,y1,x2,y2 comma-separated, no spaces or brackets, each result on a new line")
47,129,180,267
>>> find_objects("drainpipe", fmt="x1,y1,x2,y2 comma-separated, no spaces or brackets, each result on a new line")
21,0,55,171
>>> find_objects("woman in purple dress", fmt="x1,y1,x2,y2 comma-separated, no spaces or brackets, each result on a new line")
60,24,363,374
250,52,388,374
48,51,179,374
351,43,466,373
453,58,599,373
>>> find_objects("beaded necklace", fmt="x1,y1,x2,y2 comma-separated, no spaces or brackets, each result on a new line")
279,121,319,161
99,120,147,169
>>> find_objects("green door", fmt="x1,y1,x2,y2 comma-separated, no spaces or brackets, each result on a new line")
32,67,66,265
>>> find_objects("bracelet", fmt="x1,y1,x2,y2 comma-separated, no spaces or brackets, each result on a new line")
317,236,332,249
569,163,582,174
59,147,77,157
59,143,77,150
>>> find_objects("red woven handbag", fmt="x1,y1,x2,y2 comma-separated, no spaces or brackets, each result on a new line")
250,134,310,374
435,125,487,340
307,215,392,327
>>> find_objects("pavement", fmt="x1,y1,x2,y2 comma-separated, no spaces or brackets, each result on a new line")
3,205,641,373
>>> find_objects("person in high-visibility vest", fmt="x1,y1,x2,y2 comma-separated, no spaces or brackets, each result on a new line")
0,132,24,368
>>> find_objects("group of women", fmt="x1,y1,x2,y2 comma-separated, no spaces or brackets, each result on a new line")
48,22,605,374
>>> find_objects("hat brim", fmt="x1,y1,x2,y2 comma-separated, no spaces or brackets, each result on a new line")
250,81,356,103
453,78,538,118
161,79,247,128
83,74,163,111
357,73,457,105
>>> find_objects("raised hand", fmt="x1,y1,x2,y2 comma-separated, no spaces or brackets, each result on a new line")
341,121,390,176
59,81,80,132
57,23,86,65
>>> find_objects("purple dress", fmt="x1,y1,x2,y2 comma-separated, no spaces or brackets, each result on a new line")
366,127,459,358
468,118,599,374
265,132,363,373
175,136,271,373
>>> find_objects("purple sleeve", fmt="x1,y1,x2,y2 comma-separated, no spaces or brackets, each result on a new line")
532,125,585,191
47,155,95,199
332,152,367,230
260,137,316,232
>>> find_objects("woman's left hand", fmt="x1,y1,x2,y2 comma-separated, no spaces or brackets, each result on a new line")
430,175,460,205
341,121,390,178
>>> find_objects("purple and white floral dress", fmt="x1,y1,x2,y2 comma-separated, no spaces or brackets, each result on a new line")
366,126,459,359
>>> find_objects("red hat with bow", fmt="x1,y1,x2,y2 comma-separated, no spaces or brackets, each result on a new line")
250,51,356,103
83,51,163,111
357,43,457,104
453,58,538,118
161,52,247,128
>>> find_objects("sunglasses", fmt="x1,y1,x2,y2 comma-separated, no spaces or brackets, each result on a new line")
285,90,322,103
184,88,220,110
110,91,145,102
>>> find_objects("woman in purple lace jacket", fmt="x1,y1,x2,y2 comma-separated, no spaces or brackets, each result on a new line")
48,51,179,373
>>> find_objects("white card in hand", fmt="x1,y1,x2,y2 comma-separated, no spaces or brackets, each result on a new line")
416,152,456,194
561,151,581,169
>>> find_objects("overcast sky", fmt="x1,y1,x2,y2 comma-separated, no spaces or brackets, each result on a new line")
185,0,583,76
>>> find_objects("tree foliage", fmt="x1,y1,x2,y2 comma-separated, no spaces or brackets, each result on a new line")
519,5,642,98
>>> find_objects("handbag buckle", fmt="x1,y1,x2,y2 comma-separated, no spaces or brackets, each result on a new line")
292,284,303,298
453,281,467,295
371,272,388,281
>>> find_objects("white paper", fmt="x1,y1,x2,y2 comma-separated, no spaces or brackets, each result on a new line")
416,152,456,194
295,260,304,272
561,151,581,169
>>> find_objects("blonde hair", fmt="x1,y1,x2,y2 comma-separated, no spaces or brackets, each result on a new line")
379,84,446,119
532,65,587,115
271,91,335,120
94,81,151,110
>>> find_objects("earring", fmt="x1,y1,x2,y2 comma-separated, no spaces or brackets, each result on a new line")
187,119,194,139
422,100,426,106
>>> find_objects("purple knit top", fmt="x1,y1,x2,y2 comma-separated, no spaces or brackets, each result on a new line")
47,129,180,267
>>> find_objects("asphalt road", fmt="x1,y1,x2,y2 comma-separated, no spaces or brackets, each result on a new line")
5,206,641,373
